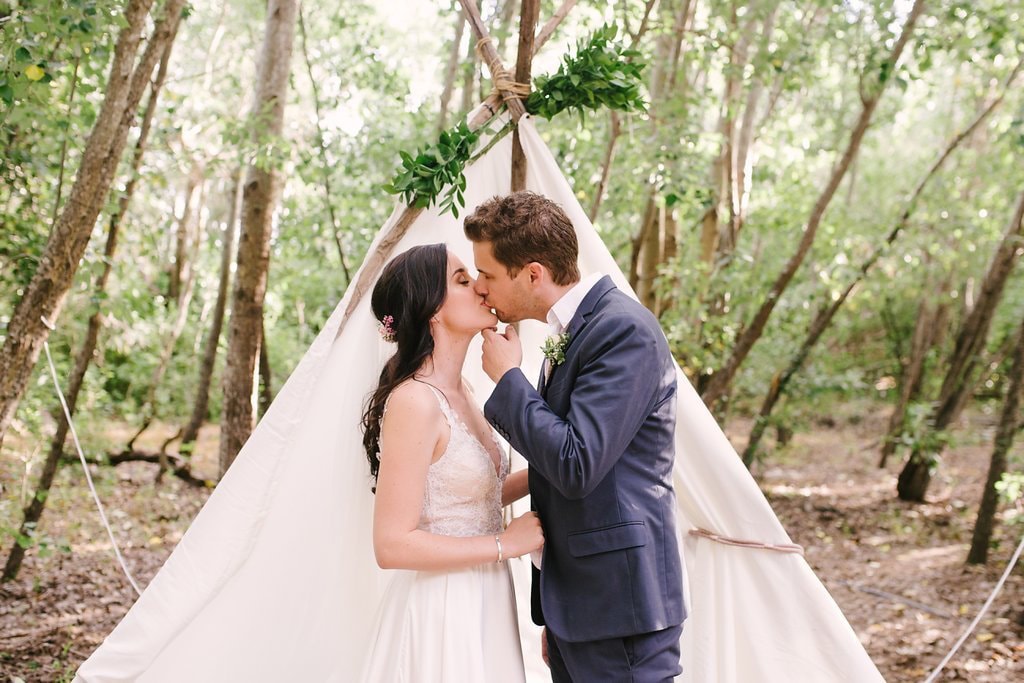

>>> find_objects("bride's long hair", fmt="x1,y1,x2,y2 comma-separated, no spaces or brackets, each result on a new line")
361,243,448,487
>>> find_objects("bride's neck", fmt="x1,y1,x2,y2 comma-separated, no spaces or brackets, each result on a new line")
417,334,470,392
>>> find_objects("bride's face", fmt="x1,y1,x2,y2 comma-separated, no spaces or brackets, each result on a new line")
434,254,498,335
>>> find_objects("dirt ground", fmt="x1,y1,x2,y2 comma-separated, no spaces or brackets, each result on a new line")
1,403,1021,682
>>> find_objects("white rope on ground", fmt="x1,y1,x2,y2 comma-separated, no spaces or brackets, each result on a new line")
923,532,1024,683
40,316,142,596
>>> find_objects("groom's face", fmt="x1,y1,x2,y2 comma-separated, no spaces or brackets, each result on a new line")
472,241,534,324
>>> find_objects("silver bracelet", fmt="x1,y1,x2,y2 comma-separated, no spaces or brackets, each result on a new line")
494,534,504,563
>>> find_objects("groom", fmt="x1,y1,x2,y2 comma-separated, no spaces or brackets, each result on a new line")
465,191,686,682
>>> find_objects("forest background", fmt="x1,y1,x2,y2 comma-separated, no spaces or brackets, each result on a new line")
1,0,1023,681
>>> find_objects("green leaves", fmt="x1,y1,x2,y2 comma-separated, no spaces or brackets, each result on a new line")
525,24,647,122
383,24,646,218
383,119,479,218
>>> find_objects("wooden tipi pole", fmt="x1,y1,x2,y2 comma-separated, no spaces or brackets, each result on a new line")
511,0,540,191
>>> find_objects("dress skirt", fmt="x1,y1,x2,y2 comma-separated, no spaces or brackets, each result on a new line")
360,561,526,682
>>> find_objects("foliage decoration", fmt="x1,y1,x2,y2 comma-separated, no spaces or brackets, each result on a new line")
382,118,479,218
384,24,646,217
525,24,646,122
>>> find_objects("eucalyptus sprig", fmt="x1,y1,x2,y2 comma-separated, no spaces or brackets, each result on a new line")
526,24,646,122
382,119,480,218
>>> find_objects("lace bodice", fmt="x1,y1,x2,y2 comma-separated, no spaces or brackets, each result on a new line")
383,384,508,537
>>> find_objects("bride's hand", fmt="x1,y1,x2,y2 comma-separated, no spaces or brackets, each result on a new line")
501,511,544,558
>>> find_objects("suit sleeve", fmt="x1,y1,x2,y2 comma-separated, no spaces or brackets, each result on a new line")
485,317,665,500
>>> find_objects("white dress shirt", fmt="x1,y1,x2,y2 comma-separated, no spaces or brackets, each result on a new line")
545,272,604,336
542,273,603,381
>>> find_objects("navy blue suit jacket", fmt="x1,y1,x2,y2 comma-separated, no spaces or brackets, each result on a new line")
486,276,686,643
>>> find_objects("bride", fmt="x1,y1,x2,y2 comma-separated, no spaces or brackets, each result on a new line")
358,243,543,680
73,242,542,682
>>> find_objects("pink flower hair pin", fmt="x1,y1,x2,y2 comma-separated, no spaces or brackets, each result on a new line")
378,314,397,343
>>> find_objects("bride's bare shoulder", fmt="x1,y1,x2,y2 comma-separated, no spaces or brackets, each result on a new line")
383,380,443,423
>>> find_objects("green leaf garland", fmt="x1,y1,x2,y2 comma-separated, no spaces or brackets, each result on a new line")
384,24,646,217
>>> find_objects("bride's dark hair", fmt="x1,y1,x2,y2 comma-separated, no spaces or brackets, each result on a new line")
362,243,448,487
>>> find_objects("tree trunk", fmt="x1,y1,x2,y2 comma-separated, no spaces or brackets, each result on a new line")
1,9,182,581
700,0,926,409
658,208,679,316
176,170,242,457
699,1,758,271
297,6,351,283
50,55,81,227
219,0,299,476
879,293,948,467
967,315,1024,564
588,111,621,222
437,12,466,135
638,201,665,312
898,187,1024,501
629,190,657,291
460,0,482,115
127,172,205,453
510,0,539,191
258,317,273,418
632,0,690,306
731,6,778,240
0,0,187,451
168,163,203,301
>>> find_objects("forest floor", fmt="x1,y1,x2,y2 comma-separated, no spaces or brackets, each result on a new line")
0,401,1022,682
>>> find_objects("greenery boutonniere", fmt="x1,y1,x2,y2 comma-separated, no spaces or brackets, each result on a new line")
542,333,571,367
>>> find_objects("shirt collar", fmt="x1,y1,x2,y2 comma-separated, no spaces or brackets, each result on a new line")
546,272,603,334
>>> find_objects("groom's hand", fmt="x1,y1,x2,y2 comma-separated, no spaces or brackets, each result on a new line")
481,325,522,383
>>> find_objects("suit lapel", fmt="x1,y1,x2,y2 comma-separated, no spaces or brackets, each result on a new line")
545,276,616,392
562,276,616,348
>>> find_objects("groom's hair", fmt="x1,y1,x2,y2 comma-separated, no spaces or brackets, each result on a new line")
463,191,580,286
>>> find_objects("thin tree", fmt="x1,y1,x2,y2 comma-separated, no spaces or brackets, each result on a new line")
437,10,467,135
898,188,1024,501
0,0,186,451
700,0,926,409
1,0,185,582
878,285,950,467
591,1,655,220
297,5,351,282
167,170,243,458
219,0,300,476
967,314,1024,564
738,72,1015,465
168,162,203,301
631,0,695,312
459,0,482,115
589,110,621,222
126,167,206,453
510,0,539,192
697,2,767,270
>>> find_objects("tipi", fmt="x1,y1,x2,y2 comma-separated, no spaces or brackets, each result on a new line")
74,114,883,682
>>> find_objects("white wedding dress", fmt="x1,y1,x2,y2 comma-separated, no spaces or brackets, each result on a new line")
360,385,526,682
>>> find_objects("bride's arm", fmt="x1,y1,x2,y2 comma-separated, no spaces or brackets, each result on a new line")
501,469,529,507
373,383,541,571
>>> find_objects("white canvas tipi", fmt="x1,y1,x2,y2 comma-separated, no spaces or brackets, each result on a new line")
75,115,883,682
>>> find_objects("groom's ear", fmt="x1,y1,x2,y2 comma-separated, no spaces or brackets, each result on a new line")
526,262,546,285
